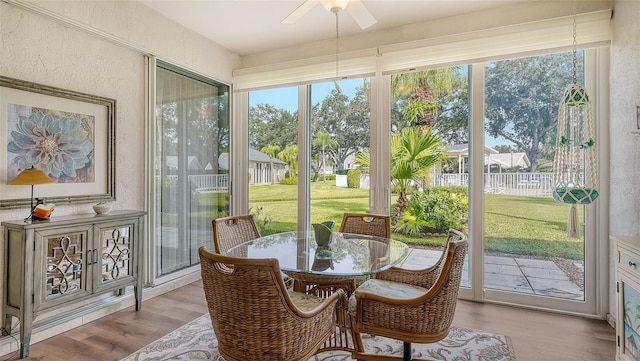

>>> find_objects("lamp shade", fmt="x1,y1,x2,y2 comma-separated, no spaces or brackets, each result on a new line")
7,167,55,186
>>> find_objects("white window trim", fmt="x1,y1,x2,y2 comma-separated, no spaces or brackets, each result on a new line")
233,10,611,92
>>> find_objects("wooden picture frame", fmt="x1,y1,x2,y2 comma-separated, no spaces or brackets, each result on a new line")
0,76,115,209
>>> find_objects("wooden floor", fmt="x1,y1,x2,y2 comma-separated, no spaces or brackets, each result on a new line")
2,280,615,361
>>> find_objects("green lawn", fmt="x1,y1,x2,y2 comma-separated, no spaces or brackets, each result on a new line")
247,181,584,260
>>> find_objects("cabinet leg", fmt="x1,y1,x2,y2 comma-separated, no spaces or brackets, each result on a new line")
20,311,33,358
20,333,30,358
135,286,142,311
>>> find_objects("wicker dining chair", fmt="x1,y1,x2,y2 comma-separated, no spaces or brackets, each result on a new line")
338,212,391,238
199,247,343,361
348,229,468,361
213,214,294,288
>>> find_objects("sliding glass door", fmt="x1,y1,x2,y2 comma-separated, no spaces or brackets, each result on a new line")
154,61,230,277
390,65,471,288
482,51,595,313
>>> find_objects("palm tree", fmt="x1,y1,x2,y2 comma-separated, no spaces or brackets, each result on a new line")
312,130,338,182
260,144,281,184
277,144,298,178
392,68,457,127
356,127,445,219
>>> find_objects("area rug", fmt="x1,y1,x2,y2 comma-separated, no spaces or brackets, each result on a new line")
121,314,516,361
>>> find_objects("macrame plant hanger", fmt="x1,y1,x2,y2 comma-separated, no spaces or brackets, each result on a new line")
552,2,598,239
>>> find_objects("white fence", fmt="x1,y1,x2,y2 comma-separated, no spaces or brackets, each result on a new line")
162,174,229,193
161,172,556,197
434,172,555,197
335,174,370,189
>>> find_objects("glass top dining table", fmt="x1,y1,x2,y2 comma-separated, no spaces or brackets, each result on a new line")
226,231,409,278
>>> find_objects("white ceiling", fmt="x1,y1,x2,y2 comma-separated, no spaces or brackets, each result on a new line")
139,0,525,55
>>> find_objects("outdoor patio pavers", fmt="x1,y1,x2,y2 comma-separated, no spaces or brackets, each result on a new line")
484,262,526,276
517,262,571,281
485,255,519,266
398,249,440,269
403,248,583,300
515,258,559,269
484,274,535,294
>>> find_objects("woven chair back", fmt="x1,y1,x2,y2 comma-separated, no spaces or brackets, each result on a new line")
339,213,391,238
212,214,260,254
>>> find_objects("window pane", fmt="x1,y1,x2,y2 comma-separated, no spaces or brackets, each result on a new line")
310,79,371,228
483,51,585,300
248,86,298,234
391,66,471,287
155,64,229,276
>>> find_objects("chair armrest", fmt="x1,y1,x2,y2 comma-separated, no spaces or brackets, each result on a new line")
355,281,428,306
354,280,457,340
287,288,345,318
374,263,441,289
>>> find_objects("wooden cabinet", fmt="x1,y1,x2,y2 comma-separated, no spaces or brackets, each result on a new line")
614,235,640,361
2,210,145,358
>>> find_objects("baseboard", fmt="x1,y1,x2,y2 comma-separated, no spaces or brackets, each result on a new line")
0,271,202,358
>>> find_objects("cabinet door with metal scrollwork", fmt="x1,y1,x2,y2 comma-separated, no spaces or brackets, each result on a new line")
32,225,93,311
92,221,136,294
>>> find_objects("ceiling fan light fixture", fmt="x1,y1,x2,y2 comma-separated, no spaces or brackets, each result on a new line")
282,0,375,29
321,0,349,13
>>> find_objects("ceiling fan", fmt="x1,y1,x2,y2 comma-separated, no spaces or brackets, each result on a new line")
282,0,377,29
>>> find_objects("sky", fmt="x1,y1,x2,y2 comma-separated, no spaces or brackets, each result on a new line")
248,79,362,111
248,79,507,147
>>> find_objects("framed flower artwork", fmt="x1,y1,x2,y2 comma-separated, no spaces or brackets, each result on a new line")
0,76,115,209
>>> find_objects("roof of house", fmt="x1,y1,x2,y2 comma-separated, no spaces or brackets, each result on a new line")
486,152,531,169
165,156,203,170
218,148,286,170
446,144,498,156
445,144,530,169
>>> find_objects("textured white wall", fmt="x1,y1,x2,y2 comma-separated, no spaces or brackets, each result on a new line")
609,0,640,320
0,0,235,219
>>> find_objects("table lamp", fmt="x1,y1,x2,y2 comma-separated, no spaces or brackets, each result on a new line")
7,166,56,221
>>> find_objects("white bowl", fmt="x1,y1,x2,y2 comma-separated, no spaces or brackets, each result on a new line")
92,203,112,215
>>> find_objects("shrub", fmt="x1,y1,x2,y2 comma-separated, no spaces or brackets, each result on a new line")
279,176,298,185
346,169,361,188
250,206,272,234
395,186,468,235
394,200,429,236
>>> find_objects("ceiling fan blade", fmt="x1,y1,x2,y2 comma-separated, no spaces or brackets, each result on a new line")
281,0,320,24
346,0,377,29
